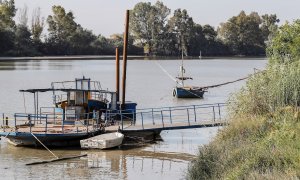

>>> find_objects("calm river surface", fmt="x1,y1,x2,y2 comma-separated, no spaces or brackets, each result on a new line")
0,58,266,180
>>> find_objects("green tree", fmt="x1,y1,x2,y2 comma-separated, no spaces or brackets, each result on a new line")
218,11,265,55
0,0,16,55
92,34,115,55
31,7,44,54
267,20,300,65
12,5,37,56
188,23,204,56
68,26,97,55
46,5,78,55
14,24,35,55
109,33,143,55
167,9,194,56
188,24,229,56
130,1,170,55
0,0,16,28
260,14,279,43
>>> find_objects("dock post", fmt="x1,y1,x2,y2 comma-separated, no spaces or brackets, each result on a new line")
169,107,172,124
152,108,155,125
218,103,221,121
86,114,89,134
212,106,216,122
187,109,190,126
45,114,48,134
2,113,4,126
141,112,144,129
120,110,123,130
33,93,36,124
121,10,130,110
6,116,8,127
29,114,32,133
39,107,42,124
116,47,120,102
53,107,56,124
193,105,197,122
92,115,95,132
62,116,64,134
161,111,164,128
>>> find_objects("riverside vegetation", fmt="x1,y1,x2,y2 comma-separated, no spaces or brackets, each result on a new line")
0,0,278,57
187,21,300,179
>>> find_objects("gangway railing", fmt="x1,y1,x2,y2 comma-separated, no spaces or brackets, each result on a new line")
104,103,227,131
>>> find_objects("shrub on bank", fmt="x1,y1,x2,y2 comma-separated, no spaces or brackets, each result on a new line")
187,21,300,179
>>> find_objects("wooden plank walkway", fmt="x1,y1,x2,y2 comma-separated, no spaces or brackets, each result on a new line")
122,120,226,132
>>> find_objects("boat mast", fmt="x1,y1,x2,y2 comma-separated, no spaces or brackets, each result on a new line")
181,48,184,87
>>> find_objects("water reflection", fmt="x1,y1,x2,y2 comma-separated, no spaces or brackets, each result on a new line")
0,137,193,180
0,58,267,179
0,60,75,71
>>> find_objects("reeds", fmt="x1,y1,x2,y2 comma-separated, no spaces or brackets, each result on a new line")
187,61,300,179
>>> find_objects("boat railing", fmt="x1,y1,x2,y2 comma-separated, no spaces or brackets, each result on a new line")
51,80,102,91
53,91,108,104
12,111,102,134
103,103,227,131
90,91,107,102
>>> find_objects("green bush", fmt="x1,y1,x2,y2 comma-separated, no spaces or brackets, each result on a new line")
187,20,300,179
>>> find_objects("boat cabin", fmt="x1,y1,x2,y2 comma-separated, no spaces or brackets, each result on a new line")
20,77,117,125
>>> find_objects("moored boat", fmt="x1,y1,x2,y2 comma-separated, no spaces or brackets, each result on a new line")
173,86,205,98
0,77,118,147
173,58,206,98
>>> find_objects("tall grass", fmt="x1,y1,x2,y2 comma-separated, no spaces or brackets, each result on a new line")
229,62,300,117
187,21,300,179
187,62,300,179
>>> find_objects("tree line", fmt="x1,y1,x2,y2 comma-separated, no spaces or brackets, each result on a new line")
0,0,279,57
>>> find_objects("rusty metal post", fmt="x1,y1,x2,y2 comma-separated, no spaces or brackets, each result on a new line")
121,10,130,110
116,47,120,103
5,116,8,126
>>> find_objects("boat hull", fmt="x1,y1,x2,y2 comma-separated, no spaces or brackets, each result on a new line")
80,132,124,149
173,87,205,98
2,131,102,147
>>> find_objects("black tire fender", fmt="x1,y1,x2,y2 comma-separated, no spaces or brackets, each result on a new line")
172,88,176,97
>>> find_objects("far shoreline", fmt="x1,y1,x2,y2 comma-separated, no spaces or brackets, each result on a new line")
0,55,267,61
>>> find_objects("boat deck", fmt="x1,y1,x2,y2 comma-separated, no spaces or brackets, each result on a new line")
0,124,102,135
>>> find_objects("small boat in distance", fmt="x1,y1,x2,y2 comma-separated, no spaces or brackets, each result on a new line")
173,72,206,98
80,132,124,149
199,50,202,59
173,52,206,98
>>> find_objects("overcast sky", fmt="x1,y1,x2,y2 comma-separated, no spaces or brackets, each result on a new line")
14,0,300,37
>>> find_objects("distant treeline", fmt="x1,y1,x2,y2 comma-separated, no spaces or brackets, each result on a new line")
0,0,279,57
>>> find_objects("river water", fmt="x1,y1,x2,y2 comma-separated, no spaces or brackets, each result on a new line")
0,58,266,180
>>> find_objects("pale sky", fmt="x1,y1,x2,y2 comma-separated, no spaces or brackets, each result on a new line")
15,0,300,37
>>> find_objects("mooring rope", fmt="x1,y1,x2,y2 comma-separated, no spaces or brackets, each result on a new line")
198,76,248,89
4,132,10,138
30,133,59,159
154,61,182,85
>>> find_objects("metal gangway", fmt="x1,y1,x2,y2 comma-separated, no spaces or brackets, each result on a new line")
105,103,228,133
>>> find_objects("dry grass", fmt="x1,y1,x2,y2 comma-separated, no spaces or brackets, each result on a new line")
187,62,300,179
